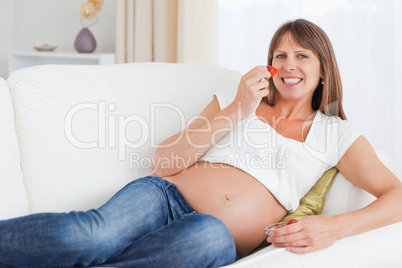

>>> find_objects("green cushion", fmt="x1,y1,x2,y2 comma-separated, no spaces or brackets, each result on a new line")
256,167,339,249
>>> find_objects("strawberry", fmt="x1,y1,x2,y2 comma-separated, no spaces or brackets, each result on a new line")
267,66,278,77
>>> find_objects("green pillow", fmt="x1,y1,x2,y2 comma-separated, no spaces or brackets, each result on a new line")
256,167,339,249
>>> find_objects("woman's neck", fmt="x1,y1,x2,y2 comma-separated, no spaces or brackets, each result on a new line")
272,98,315,121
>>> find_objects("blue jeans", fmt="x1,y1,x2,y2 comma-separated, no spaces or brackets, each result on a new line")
0,176,237,267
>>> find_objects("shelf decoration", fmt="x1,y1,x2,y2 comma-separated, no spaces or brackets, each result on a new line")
75,0,104,53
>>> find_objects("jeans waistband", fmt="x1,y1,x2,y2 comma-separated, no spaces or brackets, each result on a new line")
149,176,196,215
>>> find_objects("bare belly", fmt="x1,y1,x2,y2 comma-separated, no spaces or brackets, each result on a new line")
164,162,287,257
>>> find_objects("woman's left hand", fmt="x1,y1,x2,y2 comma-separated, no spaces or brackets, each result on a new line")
266,215,342,254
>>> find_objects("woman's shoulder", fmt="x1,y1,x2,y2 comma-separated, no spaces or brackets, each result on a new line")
313,110,361,145
310,110,362,166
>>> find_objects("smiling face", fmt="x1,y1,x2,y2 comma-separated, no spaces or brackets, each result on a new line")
271,32,322,103
266,19,346,119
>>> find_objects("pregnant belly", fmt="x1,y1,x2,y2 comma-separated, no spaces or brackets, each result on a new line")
164,162,287,256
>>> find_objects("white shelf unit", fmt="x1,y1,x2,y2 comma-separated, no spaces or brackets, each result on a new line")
8,51,115,73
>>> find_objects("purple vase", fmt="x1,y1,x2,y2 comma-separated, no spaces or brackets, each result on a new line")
74,28,96,53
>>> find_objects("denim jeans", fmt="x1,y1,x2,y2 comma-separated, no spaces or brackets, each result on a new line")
0,176,237,268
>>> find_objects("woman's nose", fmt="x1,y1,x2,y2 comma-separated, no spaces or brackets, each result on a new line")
283,57,296,72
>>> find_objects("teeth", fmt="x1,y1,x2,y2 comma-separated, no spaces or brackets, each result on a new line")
283,78,302,84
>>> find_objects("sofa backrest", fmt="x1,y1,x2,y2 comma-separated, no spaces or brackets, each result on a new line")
0,77,30,219
8,63,242,213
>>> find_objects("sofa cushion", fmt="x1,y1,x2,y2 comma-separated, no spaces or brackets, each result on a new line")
322,147,394,215
8,63,242,213
0,77,30,219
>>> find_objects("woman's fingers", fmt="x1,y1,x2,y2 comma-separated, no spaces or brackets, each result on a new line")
267,223,304,244
238,66,270,98
268,221,303,237
250,79,269,94
267,215,340,254
243,66,271,79
232,66,271,118
241,66,271,86
248,66,272,83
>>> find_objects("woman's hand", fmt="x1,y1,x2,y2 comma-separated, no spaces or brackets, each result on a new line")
230,66,271,119
267,215,342,254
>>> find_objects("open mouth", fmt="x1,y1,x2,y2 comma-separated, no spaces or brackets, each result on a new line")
282,78,303,85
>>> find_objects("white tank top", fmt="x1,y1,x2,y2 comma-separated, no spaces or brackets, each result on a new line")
198,87,361,212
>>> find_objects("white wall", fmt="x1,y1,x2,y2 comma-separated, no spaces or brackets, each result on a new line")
0,0,16,78
0,0,116,78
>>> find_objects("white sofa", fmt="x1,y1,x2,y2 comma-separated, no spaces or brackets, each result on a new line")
1,62,401,267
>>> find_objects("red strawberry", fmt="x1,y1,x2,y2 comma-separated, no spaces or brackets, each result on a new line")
267,66,278,77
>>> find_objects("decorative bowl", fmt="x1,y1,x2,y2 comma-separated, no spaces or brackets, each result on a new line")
33,44,57,52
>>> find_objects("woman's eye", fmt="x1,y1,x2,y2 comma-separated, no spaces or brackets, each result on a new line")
275,54,286,59
298,54,308,59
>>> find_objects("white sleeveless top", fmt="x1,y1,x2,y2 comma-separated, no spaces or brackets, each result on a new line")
198,87,361,212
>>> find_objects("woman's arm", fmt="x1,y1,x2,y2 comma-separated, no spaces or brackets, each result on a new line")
152,66,271,177
152,97,238,177
267,136,402,253
332,136,402,237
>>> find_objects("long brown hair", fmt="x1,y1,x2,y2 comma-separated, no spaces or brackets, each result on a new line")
266,19,346,119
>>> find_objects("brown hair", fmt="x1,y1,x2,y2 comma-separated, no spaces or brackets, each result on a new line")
266,19,346,119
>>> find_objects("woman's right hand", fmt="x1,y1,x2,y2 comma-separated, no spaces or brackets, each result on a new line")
230,66,272,119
